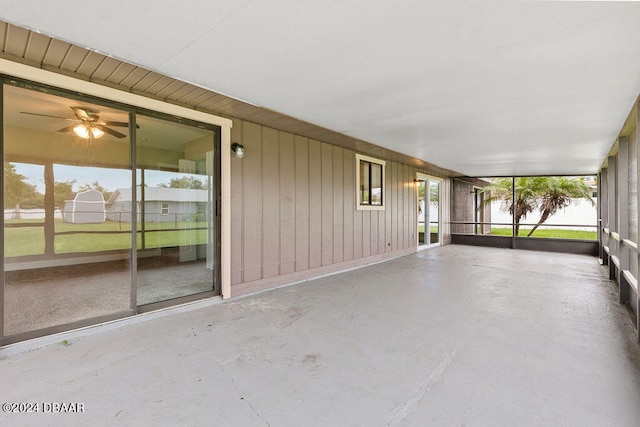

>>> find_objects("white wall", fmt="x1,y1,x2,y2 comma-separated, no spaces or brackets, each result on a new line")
491,199,597,230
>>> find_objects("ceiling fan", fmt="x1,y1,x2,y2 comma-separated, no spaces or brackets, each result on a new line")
20,106,134,139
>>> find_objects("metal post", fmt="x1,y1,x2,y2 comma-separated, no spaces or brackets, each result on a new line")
512,176,516,249
597,171,603,261
474,188,478,235
130,111,138,312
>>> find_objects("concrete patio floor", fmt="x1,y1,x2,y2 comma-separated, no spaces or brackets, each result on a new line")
1,245,640,426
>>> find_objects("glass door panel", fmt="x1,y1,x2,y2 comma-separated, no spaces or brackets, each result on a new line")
418,180,427,246
416,176,441,248
135,115,218,306
429,181,440,244
3,84,132,338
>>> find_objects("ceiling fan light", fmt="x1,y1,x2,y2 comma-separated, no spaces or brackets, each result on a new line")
73,124,90,139
91,127,104,138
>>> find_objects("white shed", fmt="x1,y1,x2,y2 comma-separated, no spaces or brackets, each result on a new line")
63,189,106,224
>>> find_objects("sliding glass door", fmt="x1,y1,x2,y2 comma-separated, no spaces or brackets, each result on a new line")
3,83,133,338
417,174,441,247
2,79,221,343
135,115,219,307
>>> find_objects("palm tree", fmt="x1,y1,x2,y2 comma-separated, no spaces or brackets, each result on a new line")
481,176,594,236
481,177,540,235
526,176,594,236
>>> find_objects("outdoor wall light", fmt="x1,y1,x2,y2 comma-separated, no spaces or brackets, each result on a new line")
231,143,245,159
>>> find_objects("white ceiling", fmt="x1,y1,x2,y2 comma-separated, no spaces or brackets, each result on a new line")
2,0,640,176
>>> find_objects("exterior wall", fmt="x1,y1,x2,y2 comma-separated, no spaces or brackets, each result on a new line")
491,199,597,231
450,178,491,235
452,180,475,234
0,54,454,344
229,118,449,296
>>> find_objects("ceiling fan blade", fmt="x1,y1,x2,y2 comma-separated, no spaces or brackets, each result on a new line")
71,107,92,121
95,124,126,139
57,125,77,133
20,111,76,121
102,120,140,129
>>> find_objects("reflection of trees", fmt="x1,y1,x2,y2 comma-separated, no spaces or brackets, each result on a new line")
3,162,42,209
418,182,439,203
3,163,116,211
54,179,76,209
158,176,205,189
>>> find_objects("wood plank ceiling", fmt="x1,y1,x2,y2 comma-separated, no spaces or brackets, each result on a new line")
0,20,458,177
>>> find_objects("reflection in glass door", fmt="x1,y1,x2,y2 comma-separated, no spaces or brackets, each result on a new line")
3,83,133,339
135,115,219,307
417,175,441,247
2,79,223,344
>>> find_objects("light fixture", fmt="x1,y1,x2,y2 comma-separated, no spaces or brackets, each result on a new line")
231,143,245,159
73,124,90,139
91,127,104,138
73,124,104,139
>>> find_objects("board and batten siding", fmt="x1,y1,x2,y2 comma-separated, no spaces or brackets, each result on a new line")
230,118,446,296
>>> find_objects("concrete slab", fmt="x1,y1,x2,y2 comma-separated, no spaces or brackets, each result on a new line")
1,245,640,426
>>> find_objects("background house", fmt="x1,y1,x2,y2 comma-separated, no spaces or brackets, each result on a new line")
106,187,208,223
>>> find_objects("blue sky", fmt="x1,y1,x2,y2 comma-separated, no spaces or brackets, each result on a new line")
12,162,191,193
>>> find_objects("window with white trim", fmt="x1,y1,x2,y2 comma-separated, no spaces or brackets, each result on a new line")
161,202,169,215
356,154,385,210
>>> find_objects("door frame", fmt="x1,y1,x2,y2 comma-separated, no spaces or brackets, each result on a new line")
1,59,234,345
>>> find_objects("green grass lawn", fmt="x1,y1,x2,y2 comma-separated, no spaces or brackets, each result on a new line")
4,218,597,258
418,225,439,233
489,227,597,240
4,219,208,257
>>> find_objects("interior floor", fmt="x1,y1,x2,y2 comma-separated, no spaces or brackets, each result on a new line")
3,254,213,337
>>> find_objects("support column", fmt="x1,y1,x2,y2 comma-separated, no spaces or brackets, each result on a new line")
608,155,617,237
608,155,618,281
619,136,629,264
43,162,55,256
618,137,630,303
601,167,609,266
